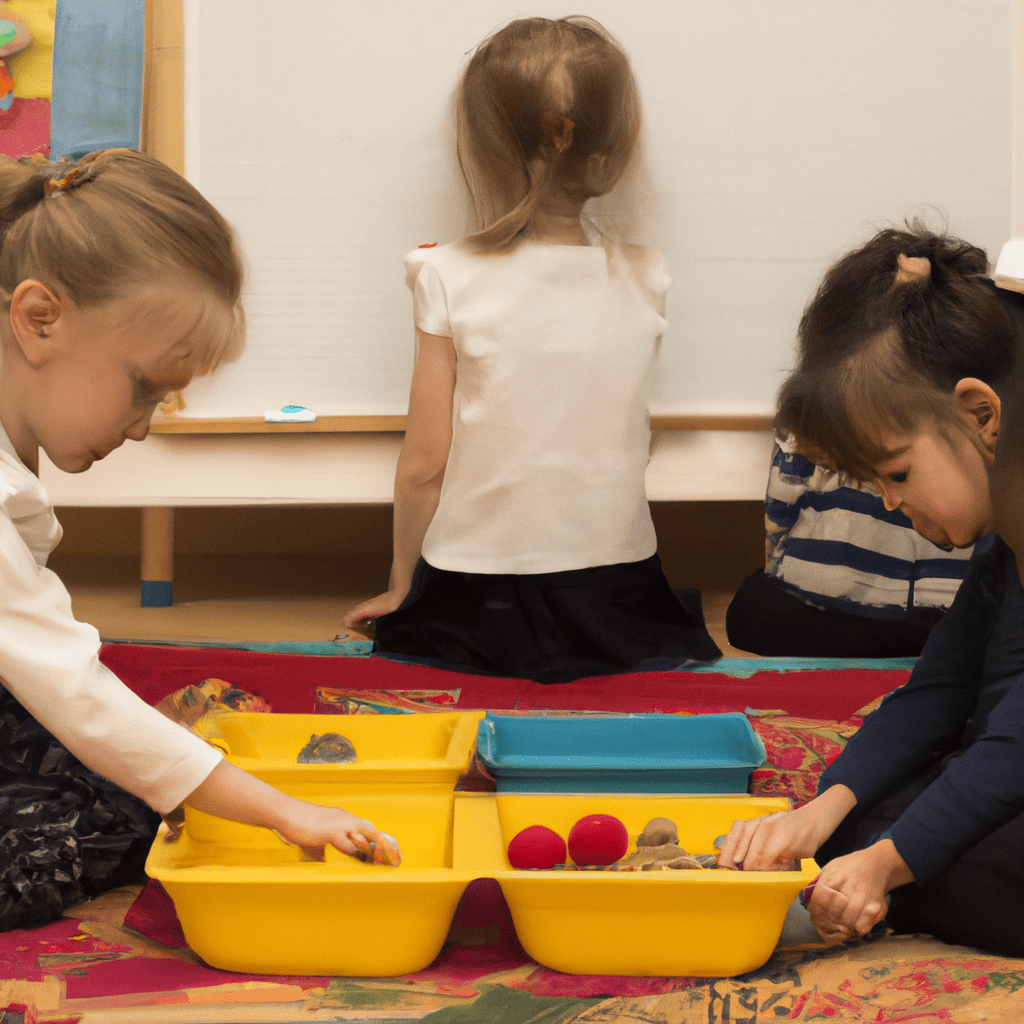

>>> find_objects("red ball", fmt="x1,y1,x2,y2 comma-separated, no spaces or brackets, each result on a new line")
568,814,629,866
507,825,567,869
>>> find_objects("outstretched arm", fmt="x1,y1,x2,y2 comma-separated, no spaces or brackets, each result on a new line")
185,760,400,865
343,329,456,627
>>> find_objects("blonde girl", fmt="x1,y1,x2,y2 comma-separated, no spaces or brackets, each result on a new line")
0,150,397,930
344,17,720,683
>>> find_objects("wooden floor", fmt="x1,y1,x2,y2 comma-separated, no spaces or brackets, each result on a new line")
47,501,765,657
53,551,752,657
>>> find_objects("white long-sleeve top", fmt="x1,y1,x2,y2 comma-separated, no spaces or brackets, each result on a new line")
0,429,222,813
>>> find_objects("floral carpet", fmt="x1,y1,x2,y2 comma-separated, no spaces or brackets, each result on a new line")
3,648,1022,1023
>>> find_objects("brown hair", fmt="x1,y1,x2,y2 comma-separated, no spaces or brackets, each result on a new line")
0,149,245,374
456,16,641,251
776,223,1017,480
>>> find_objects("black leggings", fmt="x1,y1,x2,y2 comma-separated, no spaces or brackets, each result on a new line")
726,570,943,658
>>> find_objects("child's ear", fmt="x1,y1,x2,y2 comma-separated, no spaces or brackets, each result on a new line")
955,377,1001,452
8,280,63,367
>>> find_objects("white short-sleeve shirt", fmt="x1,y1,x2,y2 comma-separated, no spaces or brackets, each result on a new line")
0,429,221,813
404,238,668,575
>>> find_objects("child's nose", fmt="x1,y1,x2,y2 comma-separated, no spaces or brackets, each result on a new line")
124,414,152,442
876,483,901,507
876,481,900,512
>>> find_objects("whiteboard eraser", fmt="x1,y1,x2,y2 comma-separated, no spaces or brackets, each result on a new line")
265,406,316,423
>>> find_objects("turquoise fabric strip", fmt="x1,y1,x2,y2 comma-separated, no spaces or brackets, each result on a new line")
99,636,916,673
50,0,145,160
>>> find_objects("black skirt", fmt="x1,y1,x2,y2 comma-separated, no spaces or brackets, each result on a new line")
373,553,722,684
0,686,161,931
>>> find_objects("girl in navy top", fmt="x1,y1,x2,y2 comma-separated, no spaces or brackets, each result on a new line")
718,223,1024,956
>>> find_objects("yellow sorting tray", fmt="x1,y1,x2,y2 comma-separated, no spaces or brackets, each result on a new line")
185,710,483,845
152,782,815,977
456,792,818,977
148,792,473,977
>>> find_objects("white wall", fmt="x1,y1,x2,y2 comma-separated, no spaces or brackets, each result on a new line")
42,0,1021,504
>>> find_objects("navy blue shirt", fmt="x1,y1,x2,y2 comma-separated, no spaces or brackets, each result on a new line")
819,532,1024,884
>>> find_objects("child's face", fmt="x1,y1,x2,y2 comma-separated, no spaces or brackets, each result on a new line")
15,286,209,473
873,420,994,550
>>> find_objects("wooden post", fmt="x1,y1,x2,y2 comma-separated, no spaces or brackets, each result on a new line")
138,0,183,605
141,506,175,606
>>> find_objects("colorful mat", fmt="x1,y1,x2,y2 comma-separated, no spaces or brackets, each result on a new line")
8,885,1024,1023
7,644,1023,1022
97,642,914,721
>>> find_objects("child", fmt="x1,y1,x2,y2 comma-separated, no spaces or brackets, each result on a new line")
717,224,1024,956
724,439,972,657
343,16,721,684
0,150,398,930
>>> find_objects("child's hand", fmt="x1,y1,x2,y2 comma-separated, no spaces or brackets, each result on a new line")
185,761,402,866
717,785,858,871
808,840,912,944
342,589,407,628
275,802,402,867
717,808,811,871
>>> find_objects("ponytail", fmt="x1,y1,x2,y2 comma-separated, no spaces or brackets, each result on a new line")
0,150,245,373
455,16,640,252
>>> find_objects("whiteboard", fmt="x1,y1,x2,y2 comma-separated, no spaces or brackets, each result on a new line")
177,0,1014,421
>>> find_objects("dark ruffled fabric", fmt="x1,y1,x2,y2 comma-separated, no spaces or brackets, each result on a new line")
0,686,160,931
375,553,722,684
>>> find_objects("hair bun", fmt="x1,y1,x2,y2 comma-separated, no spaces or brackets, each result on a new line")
895,253,931,284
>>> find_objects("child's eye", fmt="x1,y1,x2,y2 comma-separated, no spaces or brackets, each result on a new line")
132,375,163,404
887,471,908,483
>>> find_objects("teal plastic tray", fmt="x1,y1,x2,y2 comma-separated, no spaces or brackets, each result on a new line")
476,713,767,793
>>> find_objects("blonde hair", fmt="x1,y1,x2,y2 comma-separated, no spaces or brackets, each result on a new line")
0,150,245,374
456,16,641,251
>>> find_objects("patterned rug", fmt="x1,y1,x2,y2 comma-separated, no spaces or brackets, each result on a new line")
3,647,1020,1023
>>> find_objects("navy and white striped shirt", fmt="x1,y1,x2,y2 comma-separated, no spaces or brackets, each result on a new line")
766,443,973,619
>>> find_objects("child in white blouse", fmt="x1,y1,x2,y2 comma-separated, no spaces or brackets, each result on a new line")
0,150,398,929
344,17,720,683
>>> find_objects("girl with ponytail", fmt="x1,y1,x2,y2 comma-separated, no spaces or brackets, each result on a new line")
0,150,399,930
344,16,721,682
718,222,1024,958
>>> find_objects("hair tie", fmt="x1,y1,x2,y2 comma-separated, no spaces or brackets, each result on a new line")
43,165,87,197
895,253,931,284
40,149,127,198
542,112,575,153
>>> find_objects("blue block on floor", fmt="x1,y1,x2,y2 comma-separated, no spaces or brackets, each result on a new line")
141,580,173,607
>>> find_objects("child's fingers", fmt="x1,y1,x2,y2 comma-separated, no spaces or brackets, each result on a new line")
716,818,759,867
851,898,887,937
810,881,883,943
329,833,360,856
348,826,402,867
718,812,791,870
809,885,855,944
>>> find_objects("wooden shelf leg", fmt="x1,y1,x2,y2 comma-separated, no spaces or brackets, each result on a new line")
141,506,174,606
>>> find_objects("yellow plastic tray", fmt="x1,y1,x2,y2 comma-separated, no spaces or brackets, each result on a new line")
457,792,818,977
151,790,817,978
195,709,482,776
148,791,473,977
185,710,483,846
